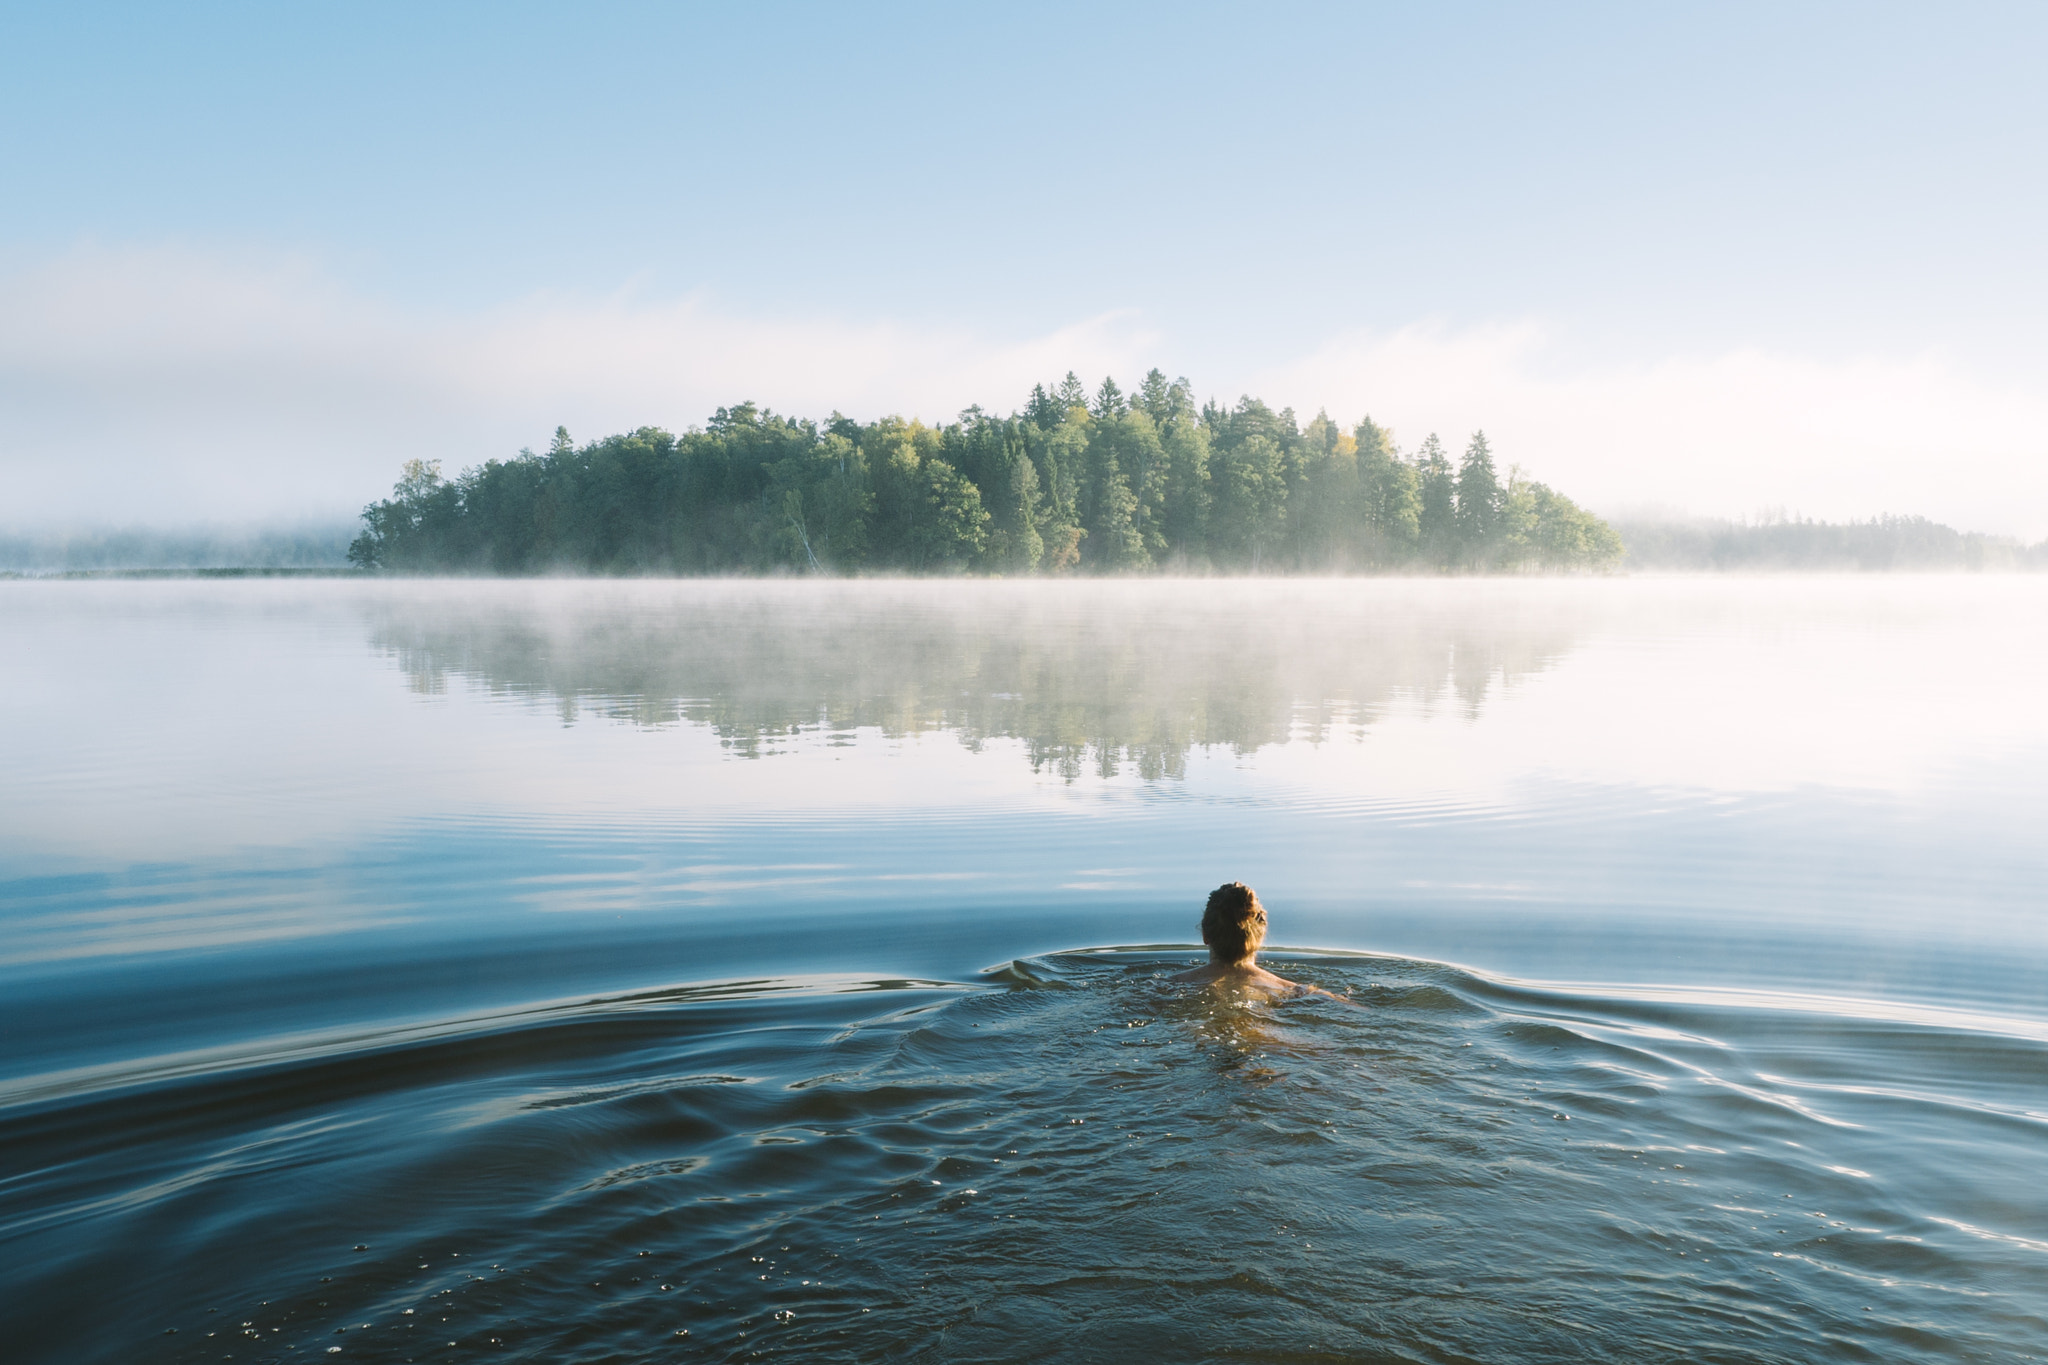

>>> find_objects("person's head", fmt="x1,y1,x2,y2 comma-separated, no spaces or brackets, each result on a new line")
1201,882,1267,965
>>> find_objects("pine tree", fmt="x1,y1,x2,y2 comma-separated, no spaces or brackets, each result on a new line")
1416,434,1456,563
1137,368,1174,425
1093,376,1127,420
1021,386,1055,432
1454,430,1503,565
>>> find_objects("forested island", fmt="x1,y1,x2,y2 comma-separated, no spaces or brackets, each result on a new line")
347,372,1621,575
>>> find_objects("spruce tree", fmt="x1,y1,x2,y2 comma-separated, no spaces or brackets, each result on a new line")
1454,431,1503,565
1137,368,1174,425
1093,376,1127,420
1416,434,1456,563
1024,384,1063,432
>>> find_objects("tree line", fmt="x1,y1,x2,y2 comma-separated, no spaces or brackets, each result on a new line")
348,371,1622,575
0,525,354,574
1611,514,2048,572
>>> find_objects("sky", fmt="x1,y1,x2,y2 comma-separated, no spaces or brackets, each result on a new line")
3,1,2046,536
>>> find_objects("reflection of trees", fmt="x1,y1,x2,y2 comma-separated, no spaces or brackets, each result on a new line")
364,582,1589,779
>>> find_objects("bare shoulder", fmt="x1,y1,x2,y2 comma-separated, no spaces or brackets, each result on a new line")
1168,962,1273,990
1167,962,1357,1003
1260,968,1359,1004
1290,980,1364,1005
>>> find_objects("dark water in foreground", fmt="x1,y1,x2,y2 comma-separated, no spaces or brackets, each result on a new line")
3,579,2046,1363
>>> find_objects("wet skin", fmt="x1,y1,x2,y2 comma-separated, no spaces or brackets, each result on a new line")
1169,954,1344,1000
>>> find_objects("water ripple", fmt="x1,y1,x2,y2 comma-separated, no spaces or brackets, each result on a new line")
3,951,2043,1362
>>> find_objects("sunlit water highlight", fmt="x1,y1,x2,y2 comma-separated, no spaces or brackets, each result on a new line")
2,578,2045,1363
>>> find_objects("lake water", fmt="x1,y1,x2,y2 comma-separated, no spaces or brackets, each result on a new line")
3,576,2046,1363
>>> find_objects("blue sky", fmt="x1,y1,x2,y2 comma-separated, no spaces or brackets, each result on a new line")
5,2,2047,533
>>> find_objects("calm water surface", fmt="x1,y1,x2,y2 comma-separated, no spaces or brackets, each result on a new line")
2,577,2045,1363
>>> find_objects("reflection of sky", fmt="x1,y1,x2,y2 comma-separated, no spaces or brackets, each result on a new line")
5,577,2048,1087
6,578,2046,866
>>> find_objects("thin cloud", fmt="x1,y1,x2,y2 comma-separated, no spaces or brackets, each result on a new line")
0,246,1156,524
3,246,2044,537
1259,324,2048,538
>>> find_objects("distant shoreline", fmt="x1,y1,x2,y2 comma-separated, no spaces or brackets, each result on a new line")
0,566,366,581
7,564,2044,581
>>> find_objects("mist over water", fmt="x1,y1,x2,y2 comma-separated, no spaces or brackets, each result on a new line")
3,577,2046,1362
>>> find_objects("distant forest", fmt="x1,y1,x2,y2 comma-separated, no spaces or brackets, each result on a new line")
347,372,1621,575
0,524,355,574
1612,514,2047,572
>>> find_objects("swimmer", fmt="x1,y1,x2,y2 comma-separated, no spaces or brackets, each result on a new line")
1171,881,1326,995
